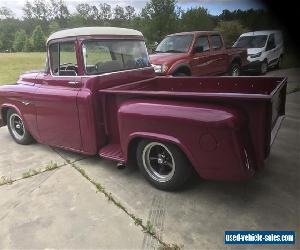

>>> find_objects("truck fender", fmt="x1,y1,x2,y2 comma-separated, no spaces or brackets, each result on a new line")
169,63,192,75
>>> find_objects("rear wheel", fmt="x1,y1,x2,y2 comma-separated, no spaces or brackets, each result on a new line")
7,109,34,145
137,140,192,190
229,63,240,76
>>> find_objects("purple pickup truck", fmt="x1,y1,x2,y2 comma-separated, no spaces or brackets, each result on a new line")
0,27,287,190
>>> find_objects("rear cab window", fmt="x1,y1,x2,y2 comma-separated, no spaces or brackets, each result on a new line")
211,35,223,49
82,40,150,75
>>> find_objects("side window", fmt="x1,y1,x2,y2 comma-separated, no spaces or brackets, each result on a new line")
267,34,275,50
211,35,223,49
49,42,77,76
194,36,210,53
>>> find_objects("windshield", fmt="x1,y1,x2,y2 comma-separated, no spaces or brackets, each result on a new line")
82,40,150,75
233,35,268,48
155,35,193,53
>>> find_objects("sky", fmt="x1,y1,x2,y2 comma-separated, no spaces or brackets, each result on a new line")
0,0,265,18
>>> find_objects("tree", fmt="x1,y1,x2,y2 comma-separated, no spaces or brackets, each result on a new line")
13,30,27,52
125,6,136,20
32,25,46,51
180,7,214,31
114,5,126,21
99,3,112,21
215,20,248,46
49,0,70,25
23,37,33,52
140,0,179,43
49,21,60,34
0,7,13,19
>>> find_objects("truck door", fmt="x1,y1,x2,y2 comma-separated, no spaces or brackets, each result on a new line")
209,35,227,74
35,41,82,150
190,36,211,76
265,33,277,65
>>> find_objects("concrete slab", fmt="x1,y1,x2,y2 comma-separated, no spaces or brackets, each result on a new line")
0,165,147,249
76,92,300,249
0,127,66,180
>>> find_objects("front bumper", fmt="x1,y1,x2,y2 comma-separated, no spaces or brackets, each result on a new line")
242,60,262,71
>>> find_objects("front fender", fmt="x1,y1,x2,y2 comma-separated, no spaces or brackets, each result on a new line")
118,98,253,181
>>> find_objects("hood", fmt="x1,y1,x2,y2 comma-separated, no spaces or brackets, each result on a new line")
149,53,188,65
247,48,263,55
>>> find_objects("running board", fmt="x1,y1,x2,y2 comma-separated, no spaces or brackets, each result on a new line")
99,144,125,162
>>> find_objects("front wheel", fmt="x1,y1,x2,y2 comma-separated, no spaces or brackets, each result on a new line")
228,63,240,76
7,109,34,145
137,140,192,190
259,60,268,75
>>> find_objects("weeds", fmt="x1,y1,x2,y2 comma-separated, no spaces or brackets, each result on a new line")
71,163,181,249
0,176,13,185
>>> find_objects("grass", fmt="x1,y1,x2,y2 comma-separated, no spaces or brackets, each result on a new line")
0,52,46,85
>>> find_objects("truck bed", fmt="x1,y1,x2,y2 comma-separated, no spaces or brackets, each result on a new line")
100,76,286,100
99,76,287,169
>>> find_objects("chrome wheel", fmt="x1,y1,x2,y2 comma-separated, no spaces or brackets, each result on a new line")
9,113,25,141
142,142,175,183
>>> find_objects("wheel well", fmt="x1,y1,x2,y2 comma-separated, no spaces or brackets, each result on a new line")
173,66,191,76
127,136,193,169
127,138,141,167
1,107,10,125
231,58,241,67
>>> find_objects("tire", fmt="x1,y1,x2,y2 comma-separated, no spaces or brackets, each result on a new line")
259,60,268,75
7,109,34,145
137,139,192,190
228,63,240,76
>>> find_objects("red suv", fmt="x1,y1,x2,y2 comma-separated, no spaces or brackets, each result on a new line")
150,31,247,76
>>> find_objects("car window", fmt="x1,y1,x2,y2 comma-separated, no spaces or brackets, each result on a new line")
267,34,275,50
82,40,150,75
233,35,268,48
211,35,223,49
195,36,210,52
155,35,193,53
49,42,77,76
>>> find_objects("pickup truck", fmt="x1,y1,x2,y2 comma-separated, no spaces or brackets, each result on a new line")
0,27,287,190
150,31,248,76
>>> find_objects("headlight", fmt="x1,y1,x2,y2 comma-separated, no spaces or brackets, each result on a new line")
250,52,262,58
151,64,168,73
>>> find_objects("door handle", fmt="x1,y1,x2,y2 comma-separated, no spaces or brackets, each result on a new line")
68,81,80,86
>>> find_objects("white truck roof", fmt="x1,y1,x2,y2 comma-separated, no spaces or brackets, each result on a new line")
240,30,282,37
47,27,143,43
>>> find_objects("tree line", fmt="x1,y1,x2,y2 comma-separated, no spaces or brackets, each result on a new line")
0,0,281,53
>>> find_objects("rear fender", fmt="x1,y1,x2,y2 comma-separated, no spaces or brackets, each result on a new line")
118,99,251,180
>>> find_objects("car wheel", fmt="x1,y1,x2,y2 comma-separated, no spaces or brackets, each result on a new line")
7,109,34,145
229,63,240,76
260,61,268,75
137,140,192,190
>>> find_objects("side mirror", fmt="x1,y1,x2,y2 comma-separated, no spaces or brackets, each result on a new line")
193,46,204,53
